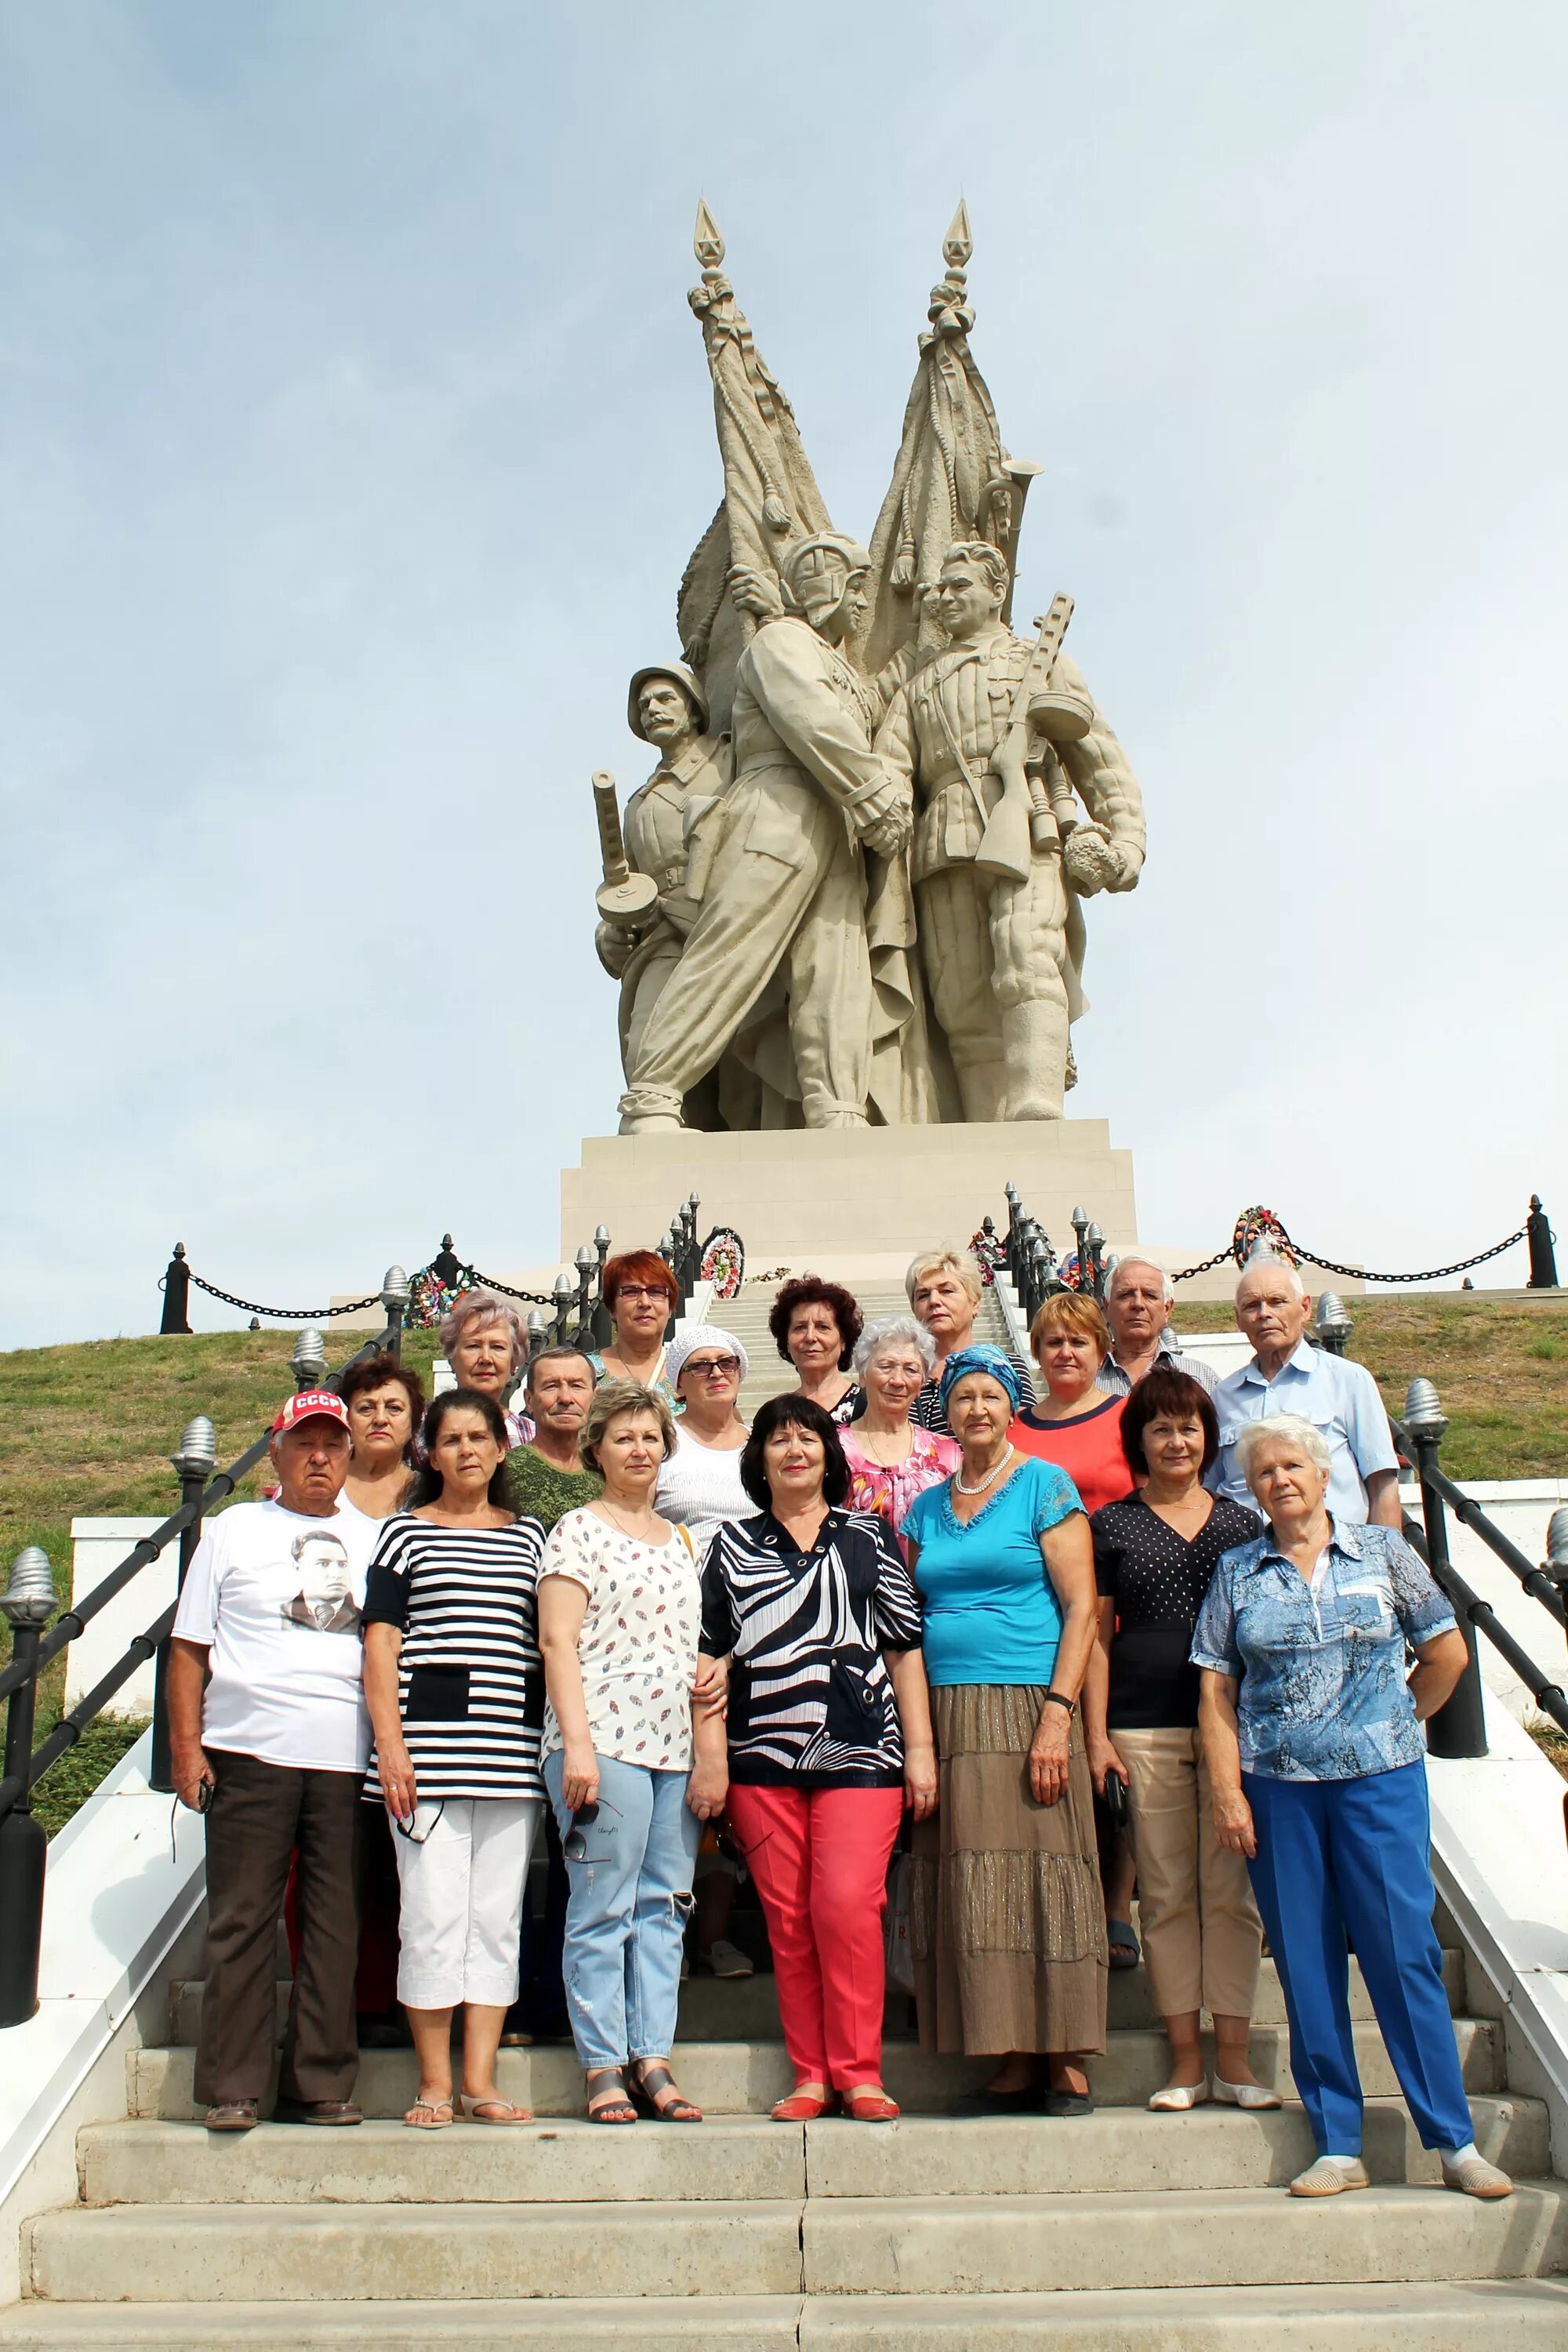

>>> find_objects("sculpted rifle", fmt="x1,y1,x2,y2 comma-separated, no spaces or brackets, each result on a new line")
975,593,1091,883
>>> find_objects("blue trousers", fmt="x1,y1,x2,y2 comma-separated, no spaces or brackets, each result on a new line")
1244,1761,1473,2156
543,1751,700,2073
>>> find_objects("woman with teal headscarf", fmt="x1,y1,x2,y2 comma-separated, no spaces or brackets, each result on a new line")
901,1345,1108,2114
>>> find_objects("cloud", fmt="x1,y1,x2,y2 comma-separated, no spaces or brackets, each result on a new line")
2,2,1563,1347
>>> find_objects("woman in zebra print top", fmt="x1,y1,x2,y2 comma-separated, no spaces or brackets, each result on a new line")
695,1396,935,2122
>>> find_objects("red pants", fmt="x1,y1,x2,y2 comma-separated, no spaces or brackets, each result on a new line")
725,1784,902,2092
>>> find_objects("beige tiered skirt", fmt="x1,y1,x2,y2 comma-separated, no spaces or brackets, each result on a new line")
910,1685,1108,2057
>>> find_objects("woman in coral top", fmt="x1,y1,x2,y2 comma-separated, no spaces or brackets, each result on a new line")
1009,1291,1131,1517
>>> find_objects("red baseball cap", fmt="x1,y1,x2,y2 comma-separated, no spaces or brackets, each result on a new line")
271,1389,351,1438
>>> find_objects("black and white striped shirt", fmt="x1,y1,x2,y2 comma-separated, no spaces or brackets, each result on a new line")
361,1513,546,1801
700,1509,924,1789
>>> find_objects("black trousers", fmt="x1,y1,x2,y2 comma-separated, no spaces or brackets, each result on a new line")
196,1747,361,2106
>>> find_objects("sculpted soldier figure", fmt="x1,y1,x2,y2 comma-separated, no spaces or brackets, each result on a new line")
617,535,912,1133
876,540,1145,1121
595,664,733,1094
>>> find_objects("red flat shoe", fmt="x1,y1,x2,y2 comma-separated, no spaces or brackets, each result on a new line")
842,2087,900,2122
771,2085,833,2121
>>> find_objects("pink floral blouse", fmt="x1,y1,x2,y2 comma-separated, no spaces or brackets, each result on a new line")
840,1425,961,1561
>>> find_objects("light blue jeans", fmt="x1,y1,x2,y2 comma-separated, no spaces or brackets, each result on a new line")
543,1750,701,2072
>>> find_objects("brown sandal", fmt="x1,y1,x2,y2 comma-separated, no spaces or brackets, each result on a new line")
586,2067,637,2125
629,2060,702,2122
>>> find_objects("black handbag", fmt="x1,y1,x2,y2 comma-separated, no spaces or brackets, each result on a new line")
1102,1768,1130,1835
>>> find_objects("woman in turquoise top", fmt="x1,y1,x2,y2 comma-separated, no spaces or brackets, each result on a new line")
902,1345,1107,2114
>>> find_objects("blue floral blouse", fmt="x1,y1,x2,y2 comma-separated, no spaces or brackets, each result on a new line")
1189,1520,1457,1782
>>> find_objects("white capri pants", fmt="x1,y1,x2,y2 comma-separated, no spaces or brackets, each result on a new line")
390,1796,543,2009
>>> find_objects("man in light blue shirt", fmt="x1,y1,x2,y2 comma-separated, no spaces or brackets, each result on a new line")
1208,1259,1400,1526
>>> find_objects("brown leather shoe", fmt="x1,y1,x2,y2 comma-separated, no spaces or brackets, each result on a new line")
204,2100,258,2132
272,2098,363,2126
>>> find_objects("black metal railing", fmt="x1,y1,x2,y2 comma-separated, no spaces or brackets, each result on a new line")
1393,1379,1568,1760
996,1185,1109,1324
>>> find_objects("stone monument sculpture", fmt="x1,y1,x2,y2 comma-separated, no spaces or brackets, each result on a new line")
591,202,1146,1134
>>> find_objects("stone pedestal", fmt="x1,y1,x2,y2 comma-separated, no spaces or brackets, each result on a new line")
560,1118,1138,1264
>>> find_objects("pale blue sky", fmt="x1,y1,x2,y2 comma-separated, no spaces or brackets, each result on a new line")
3,2,1564,1347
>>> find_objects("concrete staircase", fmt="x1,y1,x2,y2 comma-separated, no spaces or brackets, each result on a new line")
5,1926,1566,2344
720,1269,1016,1421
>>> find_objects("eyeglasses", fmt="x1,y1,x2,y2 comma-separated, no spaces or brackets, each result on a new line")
563,1799,622,1861
614,1284,670,1304
394,1800,446,1845
684,1356,740,1379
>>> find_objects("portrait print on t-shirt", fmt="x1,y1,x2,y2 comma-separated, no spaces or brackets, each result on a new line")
282,1529,361,1635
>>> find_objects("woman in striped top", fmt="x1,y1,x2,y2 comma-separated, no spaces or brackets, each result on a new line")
362,1389,546,2130
695,1396,935,2122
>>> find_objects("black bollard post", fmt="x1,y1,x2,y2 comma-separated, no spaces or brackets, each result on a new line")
591,1227,612,1348
573,1247,595,1342
158,1244,192,1336
379,1267,410,1363
551,1274,573,1348
1312,1292,1353,1358
1526,1196,1559,1290
0,1548,57,2028
150,1420,217,1794
1404,1381,1487,1759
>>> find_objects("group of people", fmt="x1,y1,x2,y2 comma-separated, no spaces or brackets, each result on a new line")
166,1241,1511,2199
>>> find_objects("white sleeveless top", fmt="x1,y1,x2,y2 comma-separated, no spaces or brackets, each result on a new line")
656,1425,753,1561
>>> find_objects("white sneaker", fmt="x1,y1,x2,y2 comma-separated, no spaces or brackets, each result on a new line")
699,1938,754,1980
1442,2152,1512,2199
1290,2154,1370,2197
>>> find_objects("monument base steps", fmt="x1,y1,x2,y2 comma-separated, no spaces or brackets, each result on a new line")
5,1921,1564,2343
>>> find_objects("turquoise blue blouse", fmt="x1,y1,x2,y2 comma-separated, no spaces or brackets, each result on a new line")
902,1456,1083,1687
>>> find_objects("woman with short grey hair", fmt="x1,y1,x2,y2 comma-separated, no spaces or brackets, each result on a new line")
439,1290,534,1449
1194,1412,1508,2200
840,1313,959,1559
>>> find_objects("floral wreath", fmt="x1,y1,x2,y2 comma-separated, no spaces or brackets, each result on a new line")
1054,1249,1084,1292
968,1226,1007,1286
405,1262,474,1330
1231,1206,1298,1269
699,1226,746,1302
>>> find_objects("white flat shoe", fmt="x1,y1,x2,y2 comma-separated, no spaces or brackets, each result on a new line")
1147,2078,1210,2111
1213,2074,1283,2111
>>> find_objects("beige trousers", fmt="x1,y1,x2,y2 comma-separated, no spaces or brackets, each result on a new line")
1117,1726,1263,2021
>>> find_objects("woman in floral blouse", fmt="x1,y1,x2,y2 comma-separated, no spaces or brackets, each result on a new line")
537,1381,724,2125
839,1316,960,1558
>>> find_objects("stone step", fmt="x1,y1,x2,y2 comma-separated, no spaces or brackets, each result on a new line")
8,2283,1568,2350
798,2183,1568,2293
804,2281,1568,2350
166,1948,1468,2046
25,2199,803,2304
25,2183,1568,2305
127,2018,1504,2121
76,2096,1547,2209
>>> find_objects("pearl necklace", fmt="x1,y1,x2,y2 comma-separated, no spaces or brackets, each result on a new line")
955,1444,1014,1497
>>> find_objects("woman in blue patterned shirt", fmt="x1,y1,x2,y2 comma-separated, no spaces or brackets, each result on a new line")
1192,1413,1511,2201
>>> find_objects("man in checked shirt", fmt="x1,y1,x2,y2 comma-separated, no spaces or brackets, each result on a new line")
876,540,1145,1121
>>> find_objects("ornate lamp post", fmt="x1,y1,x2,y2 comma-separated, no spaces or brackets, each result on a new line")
1403,1378,1486,1759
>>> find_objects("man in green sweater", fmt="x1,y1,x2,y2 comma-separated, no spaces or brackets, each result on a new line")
507,1346,604,1533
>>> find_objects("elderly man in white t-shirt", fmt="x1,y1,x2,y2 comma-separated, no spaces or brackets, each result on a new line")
169,1388,378,2132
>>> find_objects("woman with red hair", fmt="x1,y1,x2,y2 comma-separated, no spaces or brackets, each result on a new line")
595,1250,682,1399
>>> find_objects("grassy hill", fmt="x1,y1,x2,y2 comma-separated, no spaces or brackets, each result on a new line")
0,1296,1562,1828
1171,1290,1566,1481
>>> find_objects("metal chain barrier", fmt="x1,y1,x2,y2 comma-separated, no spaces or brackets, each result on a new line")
1170,1218,1530,1287
457,1265,557,1308
185,1272,383,1319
